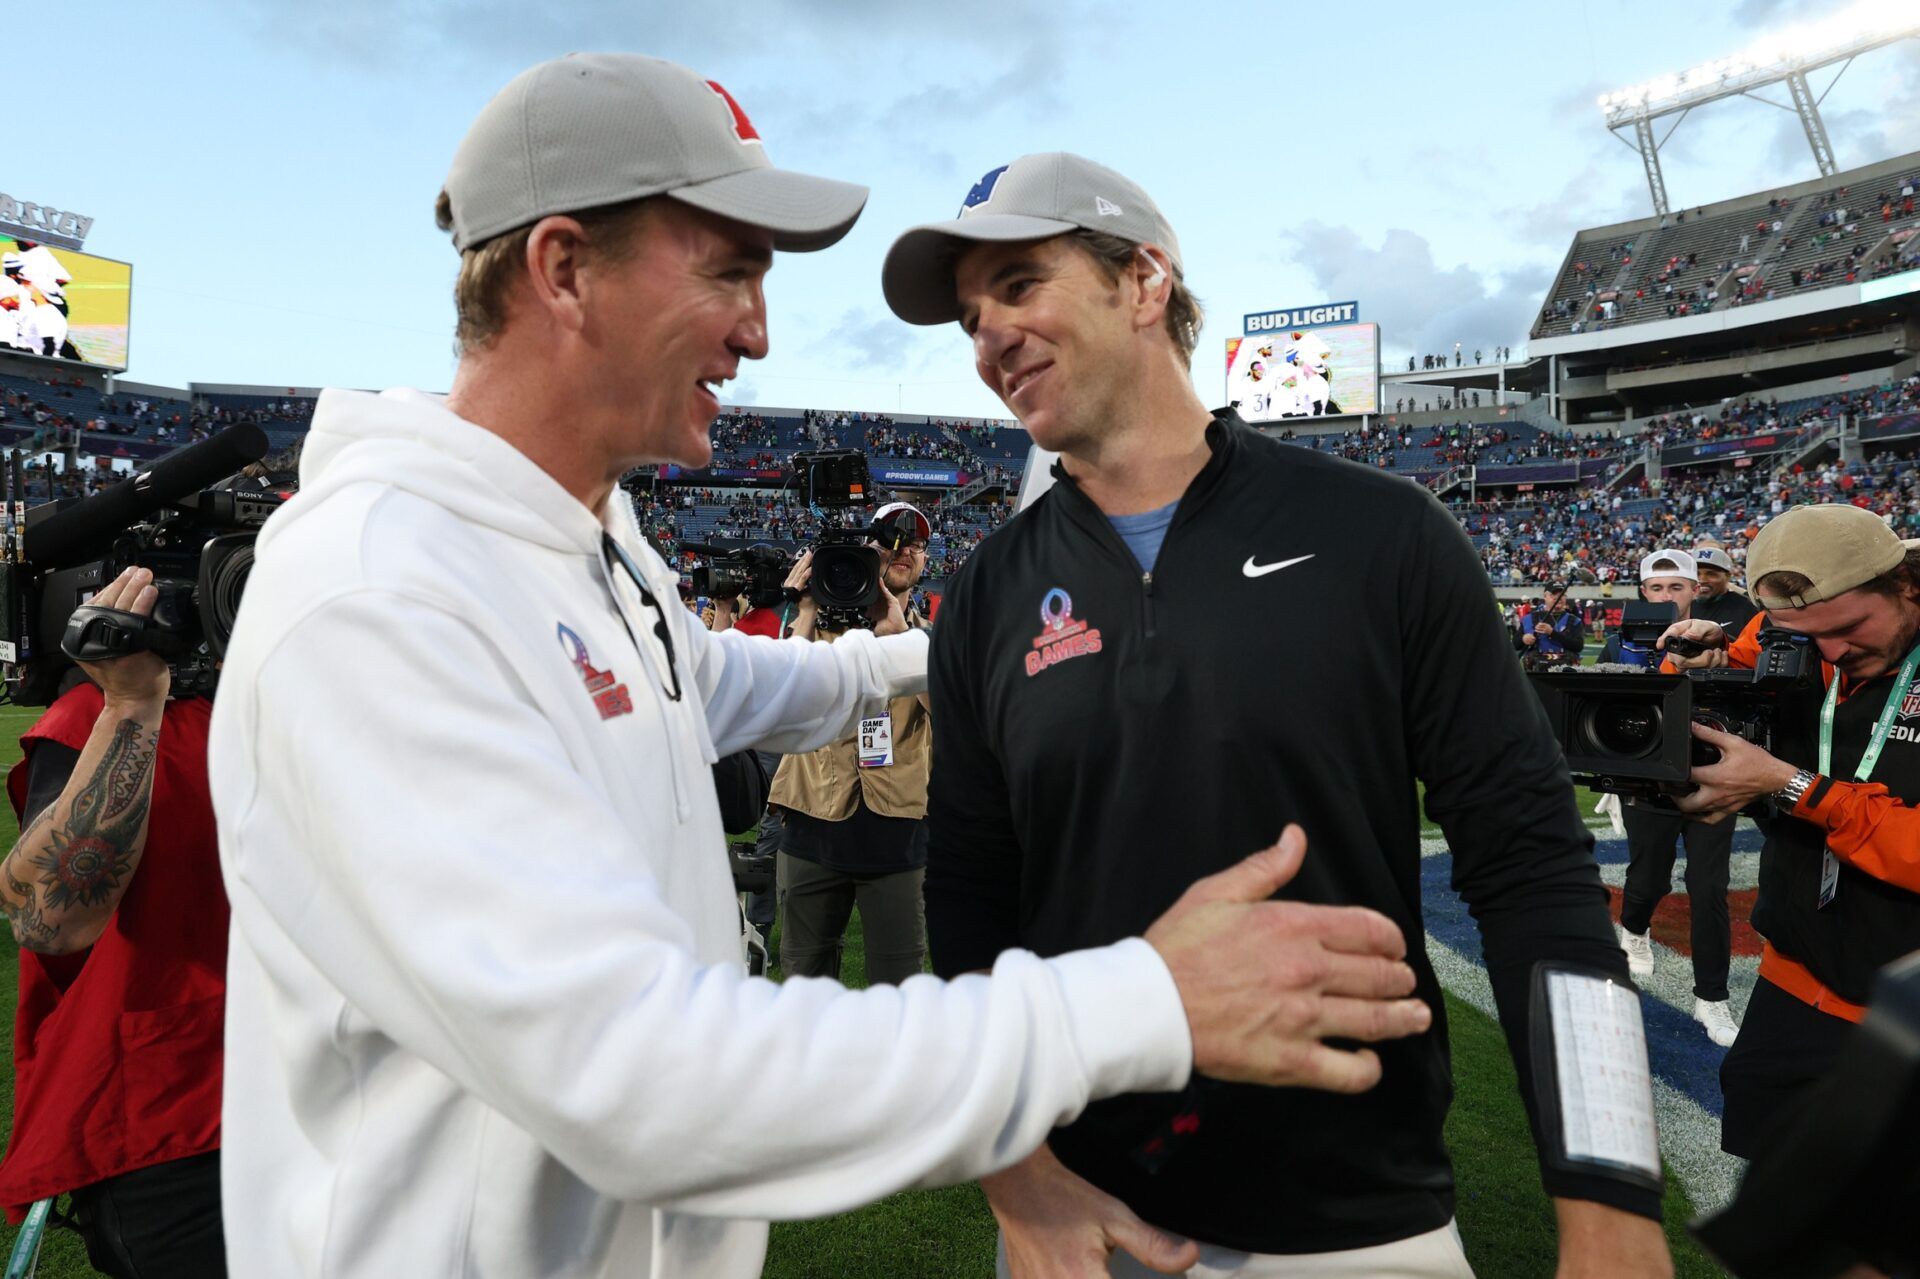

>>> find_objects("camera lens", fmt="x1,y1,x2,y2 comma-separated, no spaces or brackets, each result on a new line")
197,537,256,657
1582,699,1662,758
812,545,882,611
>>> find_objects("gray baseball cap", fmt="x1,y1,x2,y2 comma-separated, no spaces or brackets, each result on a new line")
1691,545,1736,573
882,152,1182,324
443,54,868,254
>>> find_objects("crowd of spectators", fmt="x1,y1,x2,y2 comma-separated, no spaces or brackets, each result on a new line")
1404,344,1513,371
863,424,973,465
1538,171,1920,336
1467,441,1920,586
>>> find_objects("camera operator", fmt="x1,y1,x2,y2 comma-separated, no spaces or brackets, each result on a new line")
0,567,227,1277
1660,504,1920,1160
1516,578,1585,668
1691,542,1758,635
1600,550,1740,1047
769,503,933,985
709,547,793,639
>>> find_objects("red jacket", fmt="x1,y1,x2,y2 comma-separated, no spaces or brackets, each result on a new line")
0,686,225,1218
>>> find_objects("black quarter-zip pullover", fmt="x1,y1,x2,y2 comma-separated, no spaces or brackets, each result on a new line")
926,411,1659,1253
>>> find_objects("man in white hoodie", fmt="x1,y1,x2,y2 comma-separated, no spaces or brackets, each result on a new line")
211,55,1433,1279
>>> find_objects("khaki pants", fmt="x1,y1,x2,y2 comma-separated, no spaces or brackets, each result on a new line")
775,853,926,986
997,1221,1475,1279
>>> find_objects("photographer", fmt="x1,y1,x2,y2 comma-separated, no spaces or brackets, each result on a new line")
770,503,933,985
0,567,227,1277
1661,504,1920,1159
1601,550,1740,1048
1516,579,1585,668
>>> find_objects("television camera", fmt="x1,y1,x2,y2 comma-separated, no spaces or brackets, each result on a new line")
0,425,280,705
787,449,925,629
1527,600,1817,808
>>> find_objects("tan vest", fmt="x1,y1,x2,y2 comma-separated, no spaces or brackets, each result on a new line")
770,613,931,821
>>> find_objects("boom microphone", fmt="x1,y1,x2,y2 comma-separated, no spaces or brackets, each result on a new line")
22,424,271,568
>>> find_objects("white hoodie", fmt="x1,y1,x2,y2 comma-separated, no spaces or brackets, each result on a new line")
211,389,1192,1278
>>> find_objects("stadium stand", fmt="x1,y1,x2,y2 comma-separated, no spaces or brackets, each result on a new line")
1533,152,1920,340
6,345,1914,594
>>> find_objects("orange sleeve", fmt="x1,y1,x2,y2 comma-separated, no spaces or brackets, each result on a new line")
1793,779,1920,893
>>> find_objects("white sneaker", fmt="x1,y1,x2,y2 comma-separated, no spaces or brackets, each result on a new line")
1618,926,1655,980
1694,998,1740,1048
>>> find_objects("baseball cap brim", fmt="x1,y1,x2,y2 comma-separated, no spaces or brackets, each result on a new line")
669,166,870,253
883,213,1082,324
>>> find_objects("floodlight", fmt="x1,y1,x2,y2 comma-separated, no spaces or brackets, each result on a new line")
1595,2,1920,214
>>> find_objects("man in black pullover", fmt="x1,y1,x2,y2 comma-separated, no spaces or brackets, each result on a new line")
884,152,1672,1277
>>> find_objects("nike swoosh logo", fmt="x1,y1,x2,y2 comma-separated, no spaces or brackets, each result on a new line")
1242,554,1315,578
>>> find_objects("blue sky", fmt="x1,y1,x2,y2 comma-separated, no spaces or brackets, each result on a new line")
13,0,1916,418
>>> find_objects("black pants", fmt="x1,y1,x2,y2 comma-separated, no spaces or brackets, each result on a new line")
65,1150,226,1279
1720,976,1856,1159
777,854,926,986
1620,803,1734,1001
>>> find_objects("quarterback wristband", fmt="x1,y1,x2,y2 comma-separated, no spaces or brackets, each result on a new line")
1527,962,1664,1196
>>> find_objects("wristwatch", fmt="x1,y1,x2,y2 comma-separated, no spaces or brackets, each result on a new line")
1772,768,1818,812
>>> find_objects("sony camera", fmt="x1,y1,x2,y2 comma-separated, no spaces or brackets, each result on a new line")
682,542,793,607
0,425,278,704
1528,602,1817,805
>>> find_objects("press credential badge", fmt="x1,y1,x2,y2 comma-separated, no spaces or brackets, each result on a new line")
858,713,894,768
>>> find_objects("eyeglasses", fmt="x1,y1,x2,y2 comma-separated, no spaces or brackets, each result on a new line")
602,532,683,703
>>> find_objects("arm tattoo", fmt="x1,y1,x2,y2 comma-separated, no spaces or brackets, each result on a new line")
31,719,157,910
2,717,159,945
3,858,56,950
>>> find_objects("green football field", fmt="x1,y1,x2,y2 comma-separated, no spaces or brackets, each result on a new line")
0,701,1726,1277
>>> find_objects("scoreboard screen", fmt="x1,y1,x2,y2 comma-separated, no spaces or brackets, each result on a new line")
0,233,131,370
1224,322,1379,421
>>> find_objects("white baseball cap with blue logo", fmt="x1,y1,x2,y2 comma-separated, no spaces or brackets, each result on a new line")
882,152,1182,325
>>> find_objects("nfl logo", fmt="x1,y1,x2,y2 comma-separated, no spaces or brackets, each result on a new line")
1903,689,1920,720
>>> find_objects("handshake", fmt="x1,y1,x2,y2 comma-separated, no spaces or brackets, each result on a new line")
1145,825,1429,1089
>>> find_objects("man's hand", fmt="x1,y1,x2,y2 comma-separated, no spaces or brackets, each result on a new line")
1523,632,1538,646
1144,825,1429,1089
1656,619,1729,670
984,1144,1196,1279
782,549,814,597
1554,1199,1672,1278
1674,722,1798,820
869,588,908,637
784,550,818,639
79,567,170,707
1535,621,1554,635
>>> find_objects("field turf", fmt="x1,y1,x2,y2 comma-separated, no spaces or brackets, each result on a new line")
0,701,1725,1276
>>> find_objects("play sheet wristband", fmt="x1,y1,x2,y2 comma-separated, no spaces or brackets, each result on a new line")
1814,644,1920,908
1528,962,1664,1194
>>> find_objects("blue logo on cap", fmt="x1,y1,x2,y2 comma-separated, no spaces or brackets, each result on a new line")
961,164,1009,215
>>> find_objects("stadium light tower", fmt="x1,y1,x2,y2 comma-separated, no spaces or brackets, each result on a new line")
1597,0,1920,215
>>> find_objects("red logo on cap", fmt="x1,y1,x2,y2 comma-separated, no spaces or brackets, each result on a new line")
705,81,762,145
